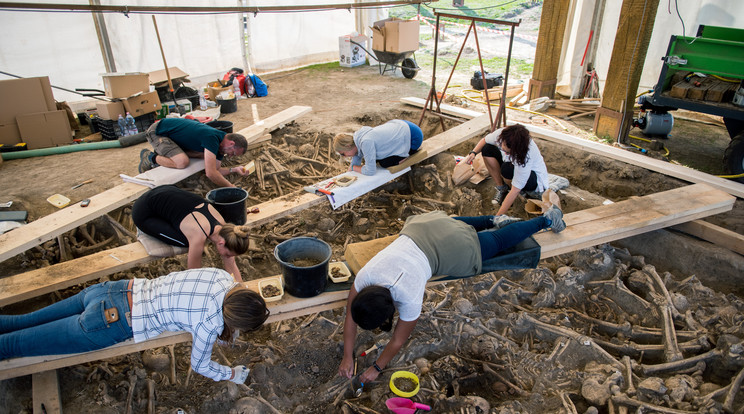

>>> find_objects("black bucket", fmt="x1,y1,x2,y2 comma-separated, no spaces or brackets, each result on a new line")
205,187,248,225
216,97,238,114
206,120,234,134
274,237,331,298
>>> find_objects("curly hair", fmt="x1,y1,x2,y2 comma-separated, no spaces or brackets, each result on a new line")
497,124,531,167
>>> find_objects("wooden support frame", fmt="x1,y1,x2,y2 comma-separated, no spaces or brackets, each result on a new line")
527,78,557,101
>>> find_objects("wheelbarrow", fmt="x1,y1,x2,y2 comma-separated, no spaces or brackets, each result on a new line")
350,40,420,79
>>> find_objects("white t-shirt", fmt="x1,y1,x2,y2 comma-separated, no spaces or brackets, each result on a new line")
353,235,432,321
484,129,549,192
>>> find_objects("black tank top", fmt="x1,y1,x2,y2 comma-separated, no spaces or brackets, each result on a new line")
145,185,221,235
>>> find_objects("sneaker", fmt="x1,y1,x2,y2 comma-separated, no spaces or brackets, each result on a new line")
491,215,522,230
491,185,510,205
543,204,566,233
138,149,155,173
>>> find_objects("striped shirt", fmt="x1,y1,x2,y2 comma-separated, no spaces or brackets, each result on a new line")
131,268,237,381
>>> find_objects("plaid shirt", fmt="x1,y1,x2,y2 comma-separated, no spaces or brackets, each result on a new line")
131,268,237,381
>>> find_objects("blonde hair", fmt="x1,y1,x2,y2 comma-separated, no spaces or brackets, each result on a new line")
333,133,356,153
219,224,251,255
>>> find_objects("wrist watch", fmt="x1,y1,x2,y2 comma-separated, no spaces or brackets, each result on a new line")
373,362,383,373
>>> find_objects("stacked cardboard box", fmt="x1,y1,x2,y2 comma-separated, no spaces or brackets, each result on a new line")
371,18,420,53
95,73,161,120
0,76,73,150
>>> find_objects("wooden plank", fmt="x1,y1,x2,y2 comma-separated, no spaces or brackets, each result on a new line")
400,97,483,119
0,274,346,381
33,370,62,414
386,149,429,174
0,184,734,382
0,106,314,265
0,242,153,307
0,182,148,264
345,184,735,272
671,220,744,256
400,96,744,199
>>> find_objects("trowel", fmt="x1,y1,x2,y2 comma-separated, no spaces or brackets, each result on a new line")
386,397,431,414
303,185,334,196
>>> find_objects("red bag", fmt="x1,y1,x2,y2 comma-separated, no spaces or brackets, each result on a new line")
222,68,246,95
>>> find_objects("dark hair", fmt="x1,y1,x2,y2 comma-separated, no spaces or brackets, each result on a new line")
498,124,531,167
219,288,269,341
351,286,395,331
220,224,251,255
225,133,248,151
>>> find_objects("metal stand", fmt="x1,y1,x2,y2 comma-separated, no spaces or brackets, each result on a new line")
419,12,520,133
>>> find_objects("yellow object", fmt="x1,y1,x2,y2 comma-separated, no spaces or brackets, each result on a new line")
244,160,256,175
258,277,284,303
328,262,351,283
47,194,71,208
389,371,420,398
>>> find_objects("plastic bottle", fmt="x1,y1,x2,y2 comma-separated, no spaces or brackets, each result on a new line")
125,112,137,136
199,87,208,110
117,114,127,136
233,76,243,99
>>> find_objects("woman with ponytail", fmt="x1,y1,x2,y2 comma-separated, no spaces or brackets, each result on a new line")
1,268,269,385
132,185,251,282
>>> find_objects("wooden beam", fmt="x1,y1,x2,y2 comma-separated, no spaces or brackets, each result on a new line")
671,220,744,256
594,0,659,140
400,96,744,199
0,182,147,264
346,184,735,274
0,184,734,382
32,370,62,414
0,1,424,13
529,0,570,100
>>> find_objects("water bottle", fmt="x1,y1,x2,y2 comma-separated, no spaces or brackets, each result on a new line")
233,76,243,99
117,114,127,136
199,87,208,110
125,112,137,136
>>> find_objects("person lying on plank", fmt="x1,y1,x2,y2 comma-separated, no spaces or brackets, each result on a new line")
338,207,565,383
138,117,251,188
0,268,268,385
132,185,249,282
334,119,423,176
464,123,550,214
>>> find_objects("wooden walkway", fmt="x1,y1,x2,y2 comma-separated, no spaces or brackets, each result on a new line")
0,183,734,383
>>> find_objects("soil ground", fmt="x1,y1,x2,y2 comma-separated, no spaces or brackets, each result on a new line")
1,7,744,414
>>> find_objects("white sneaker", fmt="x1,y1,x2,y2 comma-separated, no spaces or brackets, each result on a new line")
491,215,521,229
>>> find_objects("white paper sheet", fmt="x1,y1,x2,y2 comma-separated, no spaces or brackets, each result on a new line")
314,166,411,210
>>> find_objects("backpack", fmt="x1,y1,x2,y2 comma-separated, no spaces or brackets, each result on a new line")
244,74,268,97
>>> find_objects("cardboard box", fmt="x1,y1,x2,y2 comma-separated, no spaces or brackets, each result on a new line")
0,123,22,146
101,72,150,99
371,18,420,53
161,99,192,114
123,91,161,117
17,110,72,149
207,81,231,101
95,101,126,120
148,67,189,87
0,77,56,125
339,34,368,68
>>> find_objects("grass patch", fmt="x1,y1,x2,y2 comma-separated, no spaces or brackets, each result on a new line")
390,0,541,25
415,54,533,79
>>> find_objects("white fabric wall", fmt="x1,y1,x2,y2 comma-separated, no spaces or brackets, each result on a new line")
557,0,744,98
0,0,383,104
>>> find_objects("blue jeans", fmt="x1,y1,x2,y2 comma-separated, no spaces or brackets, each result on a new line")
0,280,133,360
453,216,549,260
403,120,424,151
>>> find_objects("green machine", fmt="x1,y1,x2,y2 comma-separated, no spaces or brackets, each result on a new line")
641,25,744,182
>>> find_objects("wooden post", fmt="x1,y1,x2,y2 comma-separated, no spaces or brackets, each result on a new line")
593,0,659,141
528,0,570,101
